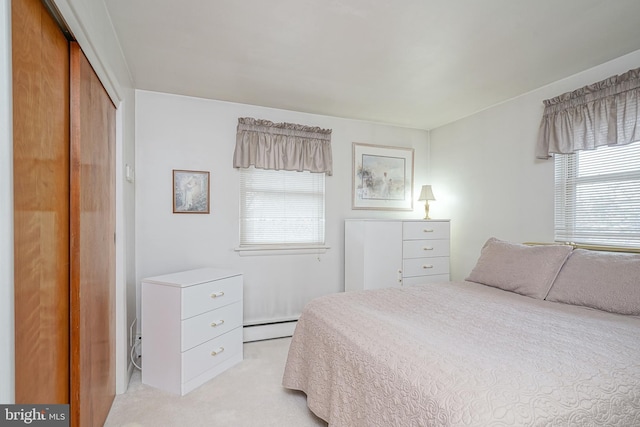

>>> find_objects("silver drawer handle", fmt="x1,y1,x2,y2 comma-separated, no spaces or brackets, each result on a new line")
422,264,434,269
210,319,225,328
423,229,434,233
211,347,225,356
210,291,225,299
422,247,434,251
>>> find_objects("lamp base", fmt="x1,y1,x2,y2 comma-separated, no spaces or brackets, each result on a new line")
423,201,431,220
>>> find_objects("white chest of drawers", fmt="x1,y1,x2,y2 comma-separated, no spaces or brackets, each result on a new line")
141,268,243,395
401,220,450,286
345,219,450,291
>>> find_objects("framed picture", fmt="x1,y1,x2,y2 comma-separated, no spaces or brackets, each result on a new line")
352,142,414,210
173,170,210,214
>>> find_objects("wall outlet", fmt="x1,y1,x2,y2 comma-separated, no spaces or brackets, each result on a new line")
135,335,142,358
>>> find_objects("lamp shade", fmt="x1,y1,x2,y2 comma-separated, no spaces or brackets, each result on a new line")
418,185,435,201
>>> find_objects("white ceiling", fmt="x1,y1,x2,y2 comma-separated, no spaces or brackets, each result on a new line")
104,0,640,130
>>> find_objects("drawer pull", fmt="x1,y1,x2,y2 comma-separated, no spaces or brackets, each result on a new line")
423,229,434,233
422,247,434,251
211,347,225,356
422,264,434,269
210,291,225,299
210,319,225,328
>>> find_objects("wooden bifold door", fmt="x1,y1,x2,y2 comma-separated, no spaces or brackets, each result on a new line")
12,0,116,426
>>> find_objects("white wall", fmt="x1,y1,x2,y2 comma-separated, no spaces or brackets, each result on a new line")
135,90,430,326
0,0,15,404
430,49,640,281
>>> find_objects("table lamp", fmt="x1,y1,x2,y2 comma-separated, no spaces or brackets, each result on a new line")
418,185,435,219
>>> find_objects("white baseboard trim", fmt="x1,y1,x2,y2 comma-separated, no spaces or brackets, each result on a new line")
243,321,297,342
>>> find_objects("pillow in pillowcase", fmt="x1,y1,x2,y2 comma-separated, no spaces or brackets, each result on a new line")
546,248,640,315
466,238,573,299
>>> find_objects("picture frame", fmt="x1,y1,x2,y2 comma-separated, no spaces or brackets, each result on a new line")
352,142,414,211
173,169,210,214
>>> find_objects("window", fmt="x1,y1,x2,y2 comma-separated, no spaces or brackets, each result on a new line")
239,167,325,248
554,141,640,247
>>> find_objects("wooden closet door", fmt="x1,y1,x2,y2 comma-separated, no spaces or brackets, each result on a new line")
69,42,116,427
12,0,70,404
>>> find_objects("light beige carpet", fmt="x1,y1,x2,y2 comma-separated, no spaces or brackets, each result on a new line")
104,337,326,427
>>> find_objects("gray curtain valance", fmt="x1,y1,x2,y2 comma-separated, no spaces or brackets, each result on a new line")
536,67,640,159
233,117,333,175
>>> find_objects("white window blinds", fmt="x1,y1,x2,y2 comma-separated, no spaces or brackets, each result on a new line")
239,167,325,246
554,141,640,247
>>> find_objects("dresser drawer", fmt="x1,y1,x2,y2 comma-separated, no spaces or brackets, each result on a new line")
403,239,450,259
403,257,450,278
182,327,243,383
402,274,450,287
182,275,242,319
403,221,449,240
181,301,242,351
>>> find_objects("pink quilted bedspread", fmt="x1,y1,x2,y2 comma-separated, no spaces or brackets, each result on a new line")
282,281,640,426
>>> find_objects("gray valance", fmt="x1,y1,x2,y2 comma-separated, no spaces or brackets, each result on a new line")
536,67,640,159
233,117,333,175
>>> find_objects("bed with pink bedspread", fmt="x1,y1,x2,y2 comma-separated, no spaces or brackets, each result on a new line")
282,239,640,426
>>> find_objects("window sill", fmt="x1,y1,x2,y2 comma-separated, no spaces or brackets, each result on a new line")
234,245,330,256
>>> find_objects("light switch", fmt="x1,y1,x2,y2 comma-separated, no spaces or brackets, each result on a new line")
125,164,134,183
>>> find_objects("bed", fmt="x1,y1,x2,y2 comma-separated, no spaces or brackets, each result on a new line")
282,238,640,426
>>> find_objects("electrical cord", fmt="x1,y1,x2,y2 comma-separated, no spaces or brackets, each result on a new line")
130,337,142,370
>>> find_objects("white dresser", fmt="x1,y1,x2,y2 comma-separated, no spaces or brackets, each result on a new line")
141,268,243,395
345,219,450,291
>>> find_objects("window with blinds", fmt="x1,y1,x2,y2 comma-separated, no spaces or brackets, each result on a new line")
239,167,325,246
554,141,640,247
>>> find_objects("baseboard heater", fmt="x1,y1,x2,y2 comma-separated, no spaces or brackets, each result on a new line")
243,319,298,343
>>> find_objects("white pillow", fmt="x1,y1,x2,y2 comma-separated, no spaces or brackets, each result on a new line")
466,238,573,299
546,249,640,315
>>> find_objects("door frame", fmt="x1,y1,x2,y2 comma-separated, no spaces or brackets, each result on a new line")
0,0,15,403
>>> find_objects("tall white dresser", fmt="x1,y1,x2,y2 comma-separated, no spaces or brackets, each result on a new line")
345,219,450,291
141,268,243,395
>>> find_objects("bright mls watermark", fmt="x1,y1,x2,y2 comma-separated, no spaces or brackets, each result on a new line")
0,405,69,427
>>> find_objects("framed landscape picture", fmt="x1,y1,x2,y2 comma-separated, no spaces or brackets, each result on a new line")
352,142,414,211
173,169,210,214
